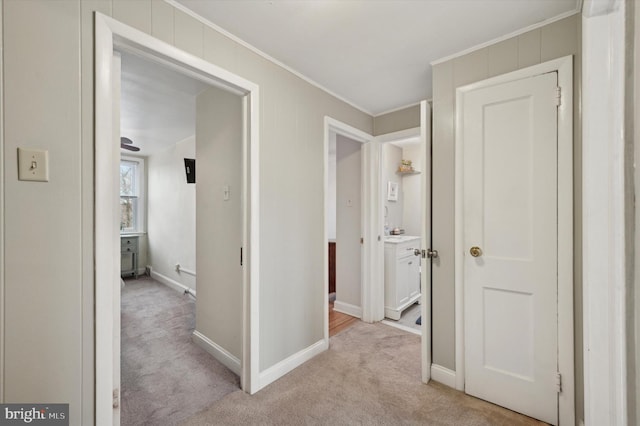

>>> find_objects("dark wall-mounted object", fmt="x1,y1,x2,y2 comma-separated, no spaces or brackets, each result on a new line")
184,158,196,184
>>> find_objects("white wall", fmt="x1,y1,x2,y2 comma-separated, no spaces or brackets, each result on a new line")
382,143,403,231
0,1,372,423
401,144,422,236
147,136,196,291
335,135,362,311
327,132,337,240
195,87,242,361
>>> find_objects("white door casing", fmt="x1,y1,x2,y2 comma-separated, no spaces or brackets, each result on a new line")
95,13,260,425
462,72,558,424
455,56,574,426
112,52,122,424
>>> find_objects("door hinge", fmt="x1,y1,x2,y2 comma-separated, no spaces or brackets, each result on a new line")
555,372,562,393
360,237,364,244
113,388,120,409
240,247,243,266
555,86,562,107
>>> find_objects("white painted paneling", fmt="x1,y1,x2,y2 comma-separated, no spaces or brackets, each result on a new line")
3,2,373,422
3,0,83,420
148,136,196,291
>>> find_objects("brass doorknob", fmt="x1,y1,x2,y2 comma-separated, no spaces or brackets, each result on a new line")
470,246,482,257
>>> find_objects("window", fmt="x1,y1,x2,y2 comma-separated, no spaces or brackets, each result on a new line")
120,157,145,233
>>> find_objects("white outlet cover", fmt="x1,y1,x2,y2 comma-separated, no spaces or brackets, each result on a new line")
18,148,49,182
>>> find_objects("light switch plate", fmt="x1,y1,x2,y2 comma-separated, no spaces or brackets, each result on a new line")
18,148,49,182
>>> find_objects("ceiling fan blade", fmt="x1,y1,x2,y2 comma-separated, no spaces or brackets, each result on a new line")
120,137,134,145
121,144,140,152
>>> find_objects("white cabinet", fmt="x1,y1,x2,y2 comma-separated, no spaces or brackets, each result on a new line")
384,236,421,320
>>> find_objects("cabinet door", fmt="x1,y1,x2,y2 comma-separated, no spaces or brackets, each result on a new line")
397,256,414,306
408,258,420,299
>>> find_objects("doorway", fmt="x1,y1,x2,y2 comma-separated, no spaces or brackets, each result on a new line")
454,57,574,424
116,48,245,423
95,13,260,424
323,100,432,384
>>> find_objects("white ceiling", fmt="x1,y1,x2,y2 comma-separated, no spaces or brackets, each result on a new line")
120,0,580,157
176,0,580,115
120,51,209,156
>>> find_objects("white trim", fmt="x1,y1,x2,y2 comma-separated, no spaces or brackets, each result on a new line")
431,9,581,66
258,339,328,389
333,301,363,319
149,268,195,296
164,0,373,116
0,0,5,402
430,364,457,389
581,2,628,424
192,330,241,376
373,101,421,118
380,320,421,336
454,56,574,425
94,13,261,424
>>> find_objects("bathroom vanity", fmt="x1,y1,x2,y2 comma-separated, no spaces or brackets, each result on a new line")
384,235,421,320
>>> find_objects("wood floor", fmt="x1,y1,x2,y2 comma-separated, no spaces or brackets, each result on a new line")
329,299,358,337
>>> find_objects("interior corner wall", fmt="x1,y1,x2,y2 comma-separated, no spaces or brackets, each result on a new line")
195,87,243,361
431,13,583,419
335,135,363,310
147,136,196,291
401,144,422,236
328,132,337,241
373,104,420,136
382,144,403,230
1,0,372,423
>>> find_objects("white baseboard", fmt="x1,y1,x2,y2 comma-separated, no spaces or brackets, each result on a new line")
150,268,196,297
192,330,241,376
380,320,421,336
333,300,362,318
430,364,457,388
258,339,328,390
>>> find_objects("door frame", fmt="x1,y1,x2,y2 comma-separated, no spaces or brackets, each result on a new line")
323,117,376,335
95,12,261,424
454,55,574,424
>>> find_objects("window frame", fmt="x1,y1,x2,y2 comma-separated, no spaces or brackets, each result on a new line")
120,155,145,234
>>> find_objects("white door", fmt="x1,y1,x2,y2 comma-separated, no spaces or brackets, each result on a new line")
462,72,558,425
419,100,432,383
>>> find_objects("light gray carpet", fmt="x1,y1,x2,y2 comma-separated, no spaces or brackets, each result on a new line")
183,321,545,426
121,276,240,425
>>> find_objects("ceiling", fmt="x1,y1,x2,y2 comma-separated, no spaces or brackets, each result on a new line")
120,0,580,157
176,0,580,115
120,51,209,156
